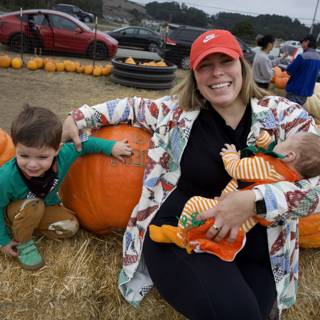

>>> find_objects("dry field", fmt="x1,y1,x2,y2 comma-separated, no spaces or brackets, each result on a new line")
0,47,319,320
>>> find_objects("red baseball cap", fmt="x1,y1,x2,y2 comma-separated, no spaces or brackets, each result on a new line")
190,29,243,70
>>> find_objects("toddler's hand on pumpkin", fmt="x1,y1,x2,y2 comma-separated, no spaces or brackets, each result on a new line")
112,139,133,162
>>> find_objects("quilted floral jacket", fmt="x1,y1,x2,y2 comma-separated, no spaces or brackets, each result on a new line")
73,95,320,315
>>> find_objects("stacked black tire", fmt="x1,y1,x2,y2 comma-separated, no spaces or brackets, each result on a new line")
111,57,177,90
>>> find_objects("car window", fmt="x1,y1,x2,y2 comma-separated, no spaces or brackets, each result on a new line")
49,15,78,31
177,29,205,41
33,14,48,26
72,7,80,13
139,29,152,36
123,28,138,35
60,5,70,12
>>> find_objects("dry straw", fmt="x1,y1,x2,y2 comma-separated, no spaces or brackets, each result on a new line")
0,229,319,320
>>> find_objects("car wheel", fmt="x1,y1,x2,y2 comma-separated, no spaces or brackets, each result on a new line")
180,56,190,70
84,16,91,23
148,43,158,52
87,42,108,60
9,33,30,53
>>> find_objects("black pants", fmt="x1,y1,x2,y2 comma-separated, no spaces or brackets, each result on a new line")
143,190,277,320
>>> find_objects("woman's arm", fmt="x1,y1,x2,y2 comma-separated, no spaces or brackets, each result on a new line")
198,99,320,241
62,96,175,150
253,100,320,221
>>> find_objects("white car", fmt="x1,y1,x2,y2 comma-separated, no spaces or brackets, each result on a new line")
280,40,300,48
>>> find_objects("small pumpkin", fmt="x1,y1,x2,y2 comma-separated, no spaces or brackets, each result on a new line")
75,65,84,73
0,128,15,166
155,59,167,67
60,125,151,234
56,61,65,72
271,66,282,83
124,57,136,64
93,66,102,76
11,57,23,69
84,65,93,75
27,59,38,70
274,71,290,89
44,61,56,72
33,57,43,68
64,60,76,72
102,64,112,76
0,55,11,68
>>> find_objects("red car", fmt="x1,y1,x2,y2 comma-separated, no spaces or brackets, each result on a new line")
0,9,118,60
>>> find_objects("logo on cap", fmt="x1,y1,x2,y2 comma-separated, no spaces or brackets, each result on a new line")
203,33,219,43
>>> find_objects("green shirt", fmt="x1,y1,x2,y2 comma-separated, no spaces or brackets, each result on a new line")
0,136,115,246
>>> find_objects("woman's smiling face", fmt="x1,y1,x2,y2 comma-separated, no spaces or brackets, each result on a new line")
194,53,243,110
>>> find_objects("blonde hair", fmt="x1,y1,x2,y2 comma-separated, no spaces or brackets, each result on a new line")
171,57,270,111
293,133,320,178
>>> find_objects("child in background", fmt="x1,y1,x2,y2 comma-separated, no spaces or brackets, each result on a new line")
150,130,320,261
0,105,132,270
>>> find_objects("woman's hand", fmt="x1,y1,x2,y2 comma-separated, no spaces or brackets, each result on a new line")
111,139,133,162
1,240,18,257
197,190,256,242
62,115,82,151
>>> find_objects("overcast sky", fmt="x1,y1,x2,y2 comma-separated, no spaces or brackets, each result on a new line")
136,0,319,26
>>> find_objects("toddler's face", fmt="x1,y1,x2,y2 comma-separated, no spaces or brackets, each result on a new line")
15,143,58,178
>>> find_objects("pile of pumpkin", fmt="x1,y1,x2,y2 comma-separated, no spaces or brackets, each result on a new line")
124,56,167,67
271,66,290,89
0,54,112,77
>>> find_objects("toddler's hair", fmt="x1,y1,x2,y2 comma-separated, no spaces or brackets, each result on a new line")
11,105,62,150
294,133,320,178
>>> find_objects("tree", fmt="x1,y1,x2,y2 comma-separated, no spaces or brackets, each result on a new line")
232,21,255,41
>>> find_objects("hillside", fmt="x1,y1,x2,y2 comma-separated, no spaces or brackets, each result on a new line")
103,0,147,22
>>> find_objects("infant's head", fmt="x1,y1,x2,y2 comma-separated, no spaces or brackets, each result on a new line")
273,132,320,178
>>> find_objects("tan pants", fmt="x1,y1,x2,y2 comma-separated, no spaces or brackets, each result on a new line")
6,199,79,242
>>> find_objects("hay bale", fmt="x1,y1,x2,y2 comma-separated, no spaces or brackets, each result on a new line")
282,249,320,320
0,230,318,320
0,230,182,320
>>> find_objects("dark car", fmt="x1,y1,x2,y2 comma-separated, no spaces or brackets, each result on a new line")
164,26,255,69
108,26,163,52
0,9,118,59
52,3,94,23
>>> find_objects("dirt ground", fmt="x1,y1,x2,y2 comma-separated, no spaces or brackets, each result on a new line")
0,46,183,132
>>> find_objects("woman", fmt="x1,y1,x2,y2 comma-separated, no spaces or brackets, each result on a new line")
62,30,320,319
252,35,287,89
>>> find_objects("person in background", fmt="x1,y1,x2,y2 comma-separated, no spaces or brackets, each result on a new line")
253,34,287,89
62,30,320,320
285,34,320,106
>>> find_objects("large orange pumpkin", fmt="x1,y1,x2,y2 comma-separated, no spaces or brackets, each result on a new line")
0,128,15,166
299,213,320,248
60,124,151,234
